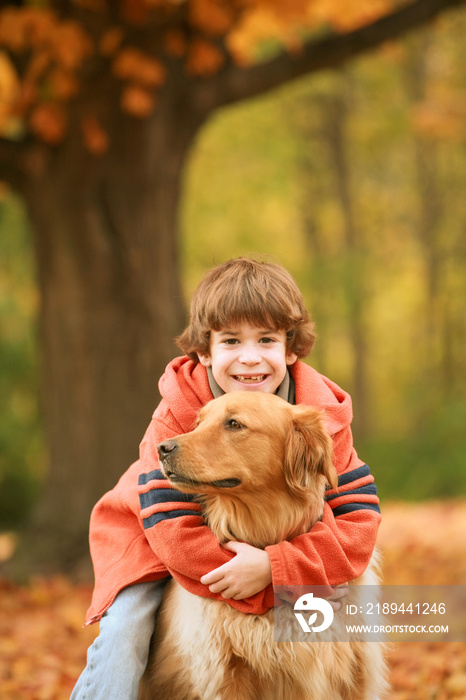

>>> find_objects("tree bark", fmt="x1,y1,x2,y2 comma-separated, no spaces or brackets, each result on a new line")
403,35,445,394
9,99,201,576
322,86,370,439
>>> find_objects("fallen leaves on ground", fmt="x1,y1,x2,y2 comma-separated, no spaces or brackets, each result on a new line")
0,500,465,699
377,501,466,700
0,576,97,699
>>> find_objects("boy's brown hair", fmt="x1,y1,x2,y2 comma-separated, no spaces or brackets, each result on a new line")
177,258,316,362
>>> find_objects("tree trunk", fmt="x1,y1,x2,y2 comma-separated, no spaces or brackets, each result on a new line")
322,83,370,440
11,103,199,576
403,35,445,396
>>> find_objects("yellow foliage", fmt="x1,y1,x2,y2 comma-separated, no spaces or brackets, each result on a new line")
307,0,391,32
0,0,459,147
228,0,391,62
0,51,19,132
227,6,302,63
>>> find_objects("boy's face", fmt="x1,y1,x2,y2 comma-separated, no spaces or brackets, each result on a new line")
198,323,297,395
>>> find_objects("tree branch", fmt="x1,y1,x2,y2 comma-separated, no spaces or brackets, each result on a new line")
208,0,466,109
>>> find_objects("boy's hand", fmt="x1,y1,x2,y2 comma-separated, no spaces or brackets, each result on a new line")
200,541,272,600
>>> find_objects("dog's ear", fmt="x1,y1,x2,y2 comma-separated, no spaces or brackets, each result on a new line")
283,406,338,494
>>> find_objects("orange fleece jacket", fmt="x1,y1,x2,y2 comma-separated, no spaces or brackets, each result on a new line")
85,357,380,625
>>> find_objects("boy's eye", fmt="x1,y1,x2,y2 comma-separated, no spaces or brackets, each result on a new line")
259,337,275,344
224,338,239,345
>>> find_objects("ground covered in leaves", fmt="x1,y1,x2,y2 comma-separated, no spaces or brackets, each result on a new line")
1,500,466,699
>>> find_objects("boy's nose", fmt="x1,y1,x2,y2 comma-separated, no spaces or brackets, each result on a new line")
239,345,261,363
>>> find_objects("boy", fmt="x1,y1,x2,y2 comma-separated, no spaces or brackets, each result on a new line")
71,258,381,699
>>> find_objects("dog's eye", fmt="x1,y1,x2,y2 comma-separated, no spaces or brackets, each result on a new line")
226,419,243,430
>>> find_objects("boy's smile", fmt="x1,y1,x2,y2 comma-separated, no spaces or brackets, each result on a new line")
197,324,297,395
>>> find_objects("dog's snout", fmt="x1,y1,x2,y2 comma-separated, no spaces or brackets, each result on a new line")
157,440,178,461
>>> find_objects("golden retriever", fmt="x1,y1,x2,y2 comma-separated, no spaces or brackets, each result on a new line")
139,391,388,700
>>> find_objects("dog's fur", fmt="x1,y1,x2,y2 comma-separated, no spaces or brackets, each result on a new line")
139,392,388,700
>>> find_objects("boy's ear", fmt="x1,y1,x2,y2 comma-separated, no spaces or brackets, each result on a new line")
283,406,338,495
197,353,212,367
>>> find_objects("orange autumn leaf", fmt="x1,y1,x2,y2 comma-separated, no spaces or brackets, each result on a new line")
99,27,125,57
50,20,93,71
20,7,57,48
81,116,109,155
29,102,66,144
121,85,156,117
186,39,225,76
113,47,166,88
24,50,51,84
48,68,80,100
0,9,28,52
189,0,237,36
163,29,187,58
120,0,151,26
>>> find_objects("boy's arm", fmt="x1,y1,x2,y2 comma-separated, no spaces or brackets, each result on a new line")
202,462,380,598
259,414,382,591
265,460,381,589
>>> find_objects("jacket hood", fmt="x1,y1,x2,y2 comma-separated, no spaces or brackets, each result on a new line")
291,362,353,436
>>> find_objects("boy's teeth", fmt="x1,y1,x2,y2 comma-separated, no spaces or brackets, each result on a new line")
235,375,265,383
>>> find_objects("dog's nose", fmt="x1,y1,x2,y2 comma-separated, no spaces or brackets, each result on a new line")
157,440,178,461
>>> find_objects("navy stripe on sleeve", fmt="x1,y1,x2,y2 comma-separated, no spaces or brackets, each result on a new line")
139,488,196,510
325,484,378,502
138,469,165,485
142,509,201,530
333,464,371,488
324,464,380,516
331,502,381,517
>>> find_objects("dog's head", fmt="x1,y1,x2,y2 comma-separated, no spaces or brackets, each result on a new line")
157,392,337,499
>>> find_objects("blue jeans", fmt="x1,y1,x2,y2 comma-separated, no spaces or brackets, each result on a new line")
70,579,168,700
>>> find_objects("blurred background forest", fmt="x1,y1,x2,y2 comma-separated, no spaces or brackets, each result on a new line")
1,7,466,539
2,3,466,697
